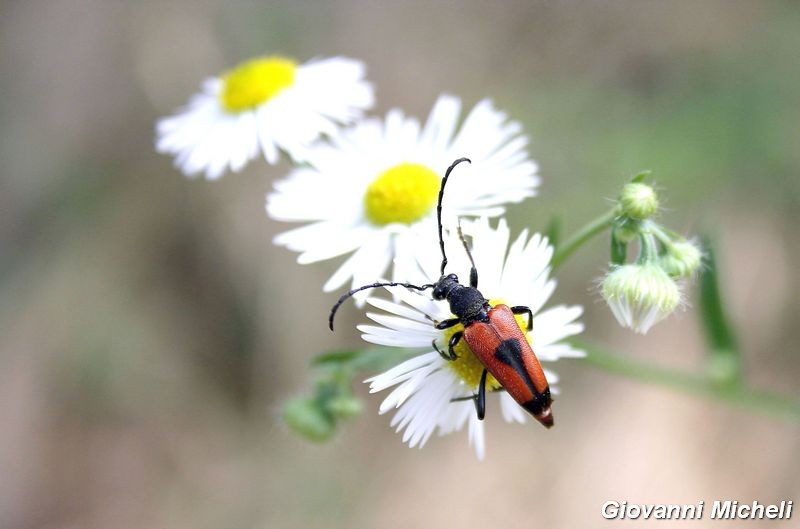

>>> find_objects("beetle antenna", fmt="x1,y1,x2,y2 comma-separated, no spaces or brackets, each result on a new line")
457,222,479,288
329,281,435,331
456,221,476,271
437,157,471,276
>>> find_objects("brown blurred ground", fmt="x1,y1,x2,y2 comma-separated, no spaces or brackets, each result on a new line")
0,1,798,528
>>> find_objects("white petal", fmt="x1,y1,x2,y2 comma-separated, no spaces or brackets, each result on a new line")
468,413,486,460
366,352,440,391
365,297,430,324
500,391,527,424
531,305,584,349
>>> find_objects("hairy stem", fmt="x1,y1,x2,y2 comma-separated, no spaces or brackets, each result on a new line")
551,209,618,270
573,339,800,422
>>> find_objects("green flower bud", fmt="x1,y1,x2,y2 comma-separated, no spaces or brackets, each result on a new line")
660,240,703,279
327,395,363,419
619,182,659,220
601,262,682,334
283,396,335,442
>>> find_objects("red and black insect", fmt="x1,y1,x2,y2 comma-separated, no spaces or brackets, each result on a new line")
329,158,553,428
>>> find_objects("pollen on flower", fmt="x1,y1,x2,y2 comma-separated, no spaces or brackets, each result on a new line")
219,56,297,113
440,299,530,390
363,163,441,225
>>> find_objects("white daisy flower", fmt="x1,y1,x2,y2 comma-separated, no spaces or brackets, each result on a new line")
358,218,584,459
266,94,540,304
156,55,374,179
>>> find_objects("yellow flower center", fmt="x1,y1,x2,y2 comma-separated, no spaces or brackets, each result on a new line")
219,56,297,113
441,298,532,390
363,163,441,226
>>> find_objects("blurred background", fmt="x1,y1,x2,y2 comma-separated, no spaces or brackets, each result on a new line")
1,1,798,528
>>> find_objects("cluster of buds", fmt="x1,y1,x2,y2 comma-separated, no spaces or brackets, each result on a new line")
283,371,362,442
600,174,703,334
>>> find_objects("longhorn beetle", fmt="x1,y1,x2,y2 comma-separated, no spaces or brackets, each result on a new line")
329,157,553,428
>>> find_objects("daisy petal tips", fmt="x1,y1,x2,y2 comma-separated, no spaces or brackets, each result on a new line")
266,94,541,303
156,55,375,179
361,218,584,459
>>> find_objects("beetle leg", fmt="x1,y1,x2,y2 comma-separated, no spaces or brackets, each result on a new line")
474,369,488,420
432,339,453,361
451,385,505,403
435,317,460,330
511,305,534,332
447,331,463,360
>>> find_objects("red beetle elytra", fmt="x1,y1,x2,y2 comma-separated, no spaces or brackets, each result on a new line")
329,158,553,428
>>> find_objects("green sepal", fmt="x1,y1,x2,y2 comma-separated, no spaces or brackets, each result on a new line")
610,232,628,265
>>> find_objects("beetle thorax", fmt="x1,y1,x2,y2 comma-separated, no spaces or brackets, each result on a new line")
446,285,489,325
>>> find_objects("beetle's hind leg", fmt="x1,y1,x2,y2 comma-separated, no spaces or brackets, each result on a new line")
474,369,488,420
449,369,488,420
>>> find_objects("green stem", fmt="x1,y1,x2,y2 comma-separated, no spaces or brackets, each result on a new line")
636,232,659,264
551,209,618,270
573,339,800,422
698,238,741,385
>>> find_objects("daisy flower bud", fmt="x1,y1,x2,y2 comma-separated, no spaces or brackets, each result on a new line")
601,262,682,334
659,240,703,279
619,182,659,220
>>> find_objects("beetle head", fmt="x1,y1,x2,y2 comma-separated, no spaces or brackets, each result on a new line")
432,273,459,300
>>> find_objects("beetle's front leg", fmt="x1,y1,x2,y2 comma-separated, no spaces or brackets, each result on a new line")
445,331,463,361
432,339,453,361
435,318,460,330
433,318,462,360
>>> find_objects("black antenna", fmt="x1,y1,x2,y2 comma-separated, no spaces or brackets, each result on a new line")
457,222,478,288
456,222,476,271
437,157,471,275
329,281,435,331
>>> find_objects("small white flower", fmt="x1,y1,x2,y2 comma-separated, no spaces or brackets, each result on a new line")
601,262,682,334
360,218,584,459
156,55,374,179
266,94,540,304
